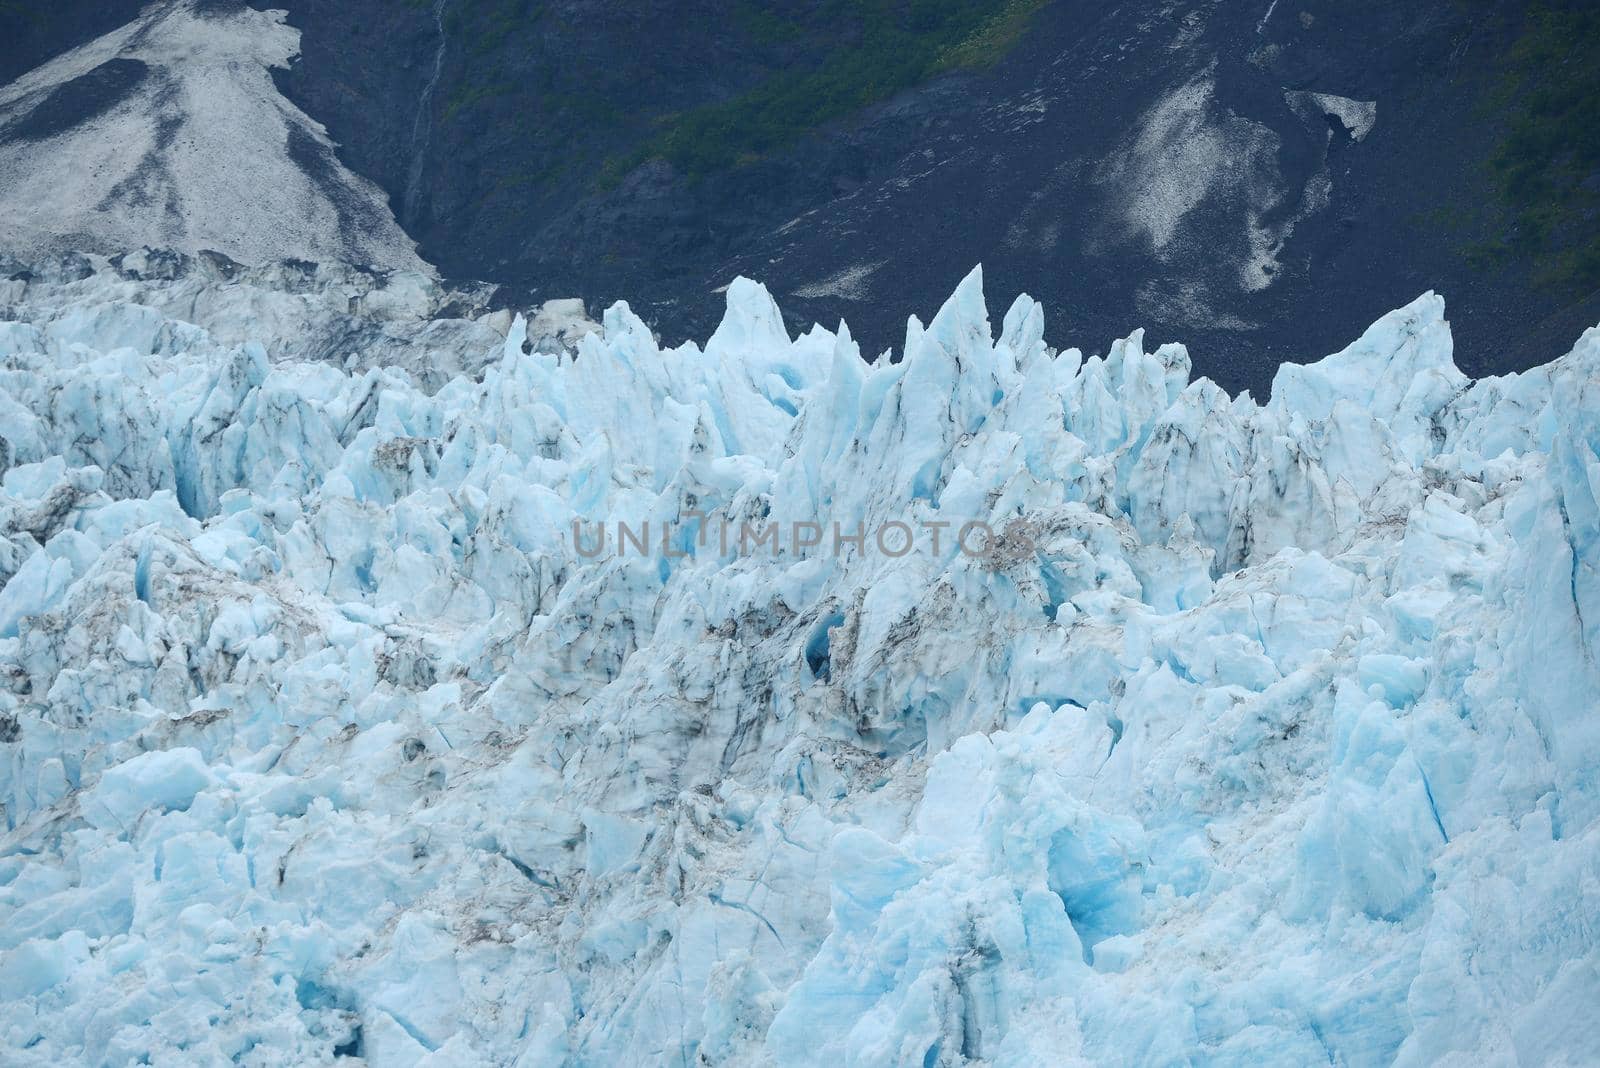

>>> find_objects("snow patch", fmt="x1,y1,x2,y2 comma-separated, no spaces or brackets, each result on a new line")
792,260,886,301
1285,90,1379,142
0,0,426,271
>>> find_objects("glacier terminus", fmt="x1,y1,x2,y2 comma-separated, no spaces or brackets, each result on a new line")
0,252,1598,1065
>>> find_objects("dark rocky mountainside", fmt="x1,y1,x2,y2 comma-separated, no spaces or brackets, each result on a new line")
3,0,1597,394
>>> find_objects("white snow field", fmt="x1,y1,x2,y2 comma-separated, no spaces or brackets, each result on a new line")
0,1,425,272
1,256,1598,1066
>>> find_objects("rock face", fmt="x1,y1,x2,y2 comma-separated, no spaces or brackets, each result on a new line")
5,0,1598,396
263,0,1600,394
2,263,1599,1064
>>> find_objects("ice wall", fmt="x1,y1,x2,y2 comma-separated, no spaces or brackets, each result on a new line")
1,260,1598,1065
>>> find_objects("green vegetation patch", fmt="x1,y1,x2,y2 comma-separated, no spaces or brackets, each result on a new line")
0,1,48,26
1474,0,1600,293
604,0,1050,184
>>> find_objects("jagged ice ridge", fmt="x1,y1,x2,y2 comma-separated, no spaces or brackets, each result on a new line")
1,258,1598,1065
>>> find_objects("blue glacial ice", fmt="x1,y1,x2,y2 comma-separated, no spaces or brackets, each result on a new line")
1,253,1599,1065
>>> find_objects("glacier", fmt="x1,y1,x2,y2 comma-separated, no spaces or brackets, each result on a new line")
1,251,1598,1065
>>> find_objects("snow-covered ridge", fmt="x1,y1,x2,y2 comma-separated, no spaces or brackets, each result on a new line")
0,0,425,272
0,261,1598,1065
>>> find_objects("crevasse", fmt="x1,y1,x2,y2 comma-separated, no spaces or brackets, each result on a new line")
0,258,1598,1065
